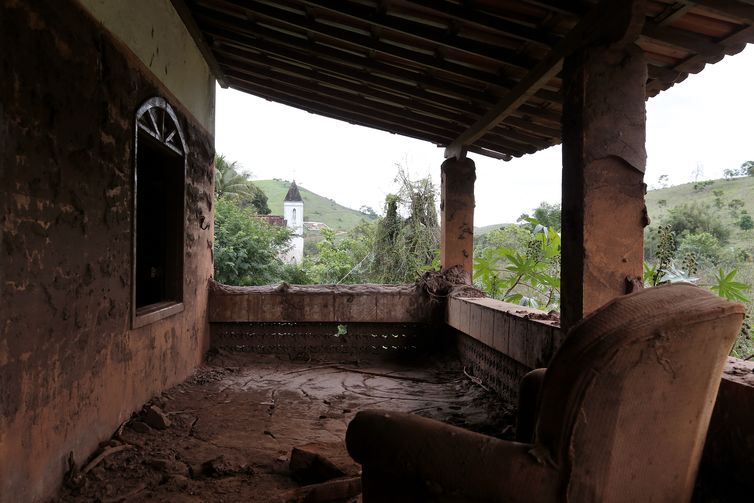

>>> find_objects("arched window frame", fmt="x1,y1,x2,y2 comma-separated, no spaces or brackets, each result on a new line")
131,97,188,328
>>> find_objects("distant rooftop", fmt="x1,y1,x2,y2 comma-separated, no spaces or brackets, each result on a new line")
284,180,303,202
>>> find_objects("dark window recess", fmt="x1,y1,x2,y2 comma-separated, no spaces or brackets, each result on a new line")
131,97,187,327
134,131,184,310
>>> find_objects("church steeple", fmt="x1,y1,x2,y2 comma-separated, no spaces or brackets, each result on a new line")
284,180,303,202
282,181,304,264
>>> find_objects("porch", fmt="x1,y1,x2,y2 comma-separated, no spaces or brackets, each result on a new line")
52,285,754,502
3,1,754,502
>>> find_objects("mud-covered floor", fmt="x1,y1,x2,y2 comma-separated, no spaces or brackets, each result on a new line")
54,351,515,503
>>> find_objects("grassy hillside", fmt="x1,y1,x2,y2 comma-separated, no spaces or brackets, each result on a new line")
253,179,376,232
475,223,513,236
645,176,754,250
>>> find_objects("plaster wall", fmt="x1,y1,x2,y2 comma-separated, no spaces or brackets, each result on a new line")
76,0,216,134
0,2,214,500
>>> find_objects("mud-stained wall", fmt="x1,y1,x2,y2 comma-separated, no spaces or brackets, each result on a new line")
0,1,214,501
76,0,216,134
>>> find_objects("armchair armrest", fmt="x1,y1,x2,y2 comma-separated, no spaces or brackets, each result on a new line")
346,409,558,503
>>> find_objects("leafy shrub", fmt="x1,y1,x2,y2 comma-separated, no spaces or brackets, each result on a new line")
474,218,560,310
677,232,721,266
664,203,730,243
213,197,293,285
739,213,754,230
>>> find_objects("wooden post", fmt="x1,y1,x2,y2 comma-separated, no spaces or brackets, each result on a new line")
440,156,476,280
560,8,648,332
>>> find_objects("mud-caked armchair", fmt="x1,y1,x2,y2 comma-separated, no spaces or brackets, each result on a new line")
346,284,744,502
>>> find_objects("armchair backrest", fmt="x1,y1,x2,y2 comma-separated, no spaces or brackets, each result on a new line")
534,284,744,502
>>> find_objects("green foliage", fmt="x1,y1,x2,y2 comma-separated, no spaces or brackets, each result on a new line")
738,213,753,230
303,224,375,284
214,154,270,215
475,225,531,254
728,198,745,219
664,203,730,243
213,197,292,285
474,218,560,310
740,160,754,177
710,268,750,303
370,168,439,283
693,180,714,192
519,202,561,231
677,232,721,266
658,199,667,208
253,179,370,232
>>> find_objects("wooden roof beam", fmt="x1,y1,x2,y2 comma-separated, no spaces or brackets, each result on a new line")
652,1,693,26
205,28,497,111
693,0,754,24
642,21,722,57
404,0,560,48
299,0,535,70
193,4,564,105
225,71,462,138
225,76,458,145
212,0,519,88
218,54,477,126
445,0,642,159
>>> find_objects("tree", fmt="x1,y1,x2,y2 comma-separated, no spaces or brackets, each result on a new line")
664,203,729,243
303,224,375,284
691,163,704,182
359,205,378,219
214,154,270,214
657,174,669,188
370,167,440,283
723,168,738,180
213,197,292,285
519,202,561,231
740,160,754,176
677,232,721,266
739,213,754,231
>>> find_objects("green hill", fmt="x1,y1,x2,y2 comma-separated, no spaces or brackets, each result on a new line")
475,176,754,248
253,179,376,232
645,176,754,250
475,223,513,236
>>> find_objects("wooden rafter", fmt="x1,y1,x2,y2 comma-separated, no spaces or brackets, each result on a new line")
444,0,628,158
178,0,754,160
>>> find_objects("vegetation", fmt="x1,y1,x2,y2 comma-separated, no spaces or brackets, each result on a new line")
214,154,270,215
213,197,294,285
473,203,561,310
214,153,754,358
643,169,754,358
252,179,376,232
370,169,440,283
302,224,374,284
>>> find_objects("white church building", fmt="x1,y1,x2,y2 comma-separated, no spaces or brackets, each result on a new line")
282,181,304,264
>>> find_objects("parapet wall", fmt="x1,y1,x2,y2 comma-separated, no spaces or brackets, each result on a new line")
208,282,444,357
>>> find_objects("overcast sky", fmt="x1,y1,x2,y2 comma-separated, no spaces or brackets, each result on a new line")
216,44,754,227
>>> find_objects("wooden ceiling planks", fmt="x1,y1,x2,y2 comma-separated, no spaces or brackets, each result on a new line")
177,0,754,160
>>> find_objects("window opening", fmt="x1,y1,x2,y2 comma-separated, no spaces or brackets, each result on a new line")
132,97,187,327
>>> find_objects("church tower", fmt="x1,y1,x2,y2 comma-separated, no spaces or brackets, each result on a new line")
283,181,304,264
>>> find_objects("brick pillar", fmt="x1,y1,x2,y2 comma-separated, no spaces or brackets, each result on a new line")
440,156,476,280
560,42,648,332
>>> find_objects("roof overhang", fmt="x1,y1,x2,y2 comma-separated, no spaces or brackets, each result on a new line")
174,0,754,160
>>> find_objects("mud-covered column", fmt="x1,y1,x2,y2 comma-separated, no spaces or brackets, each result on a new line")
560,15,648,332
440,156,476,280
